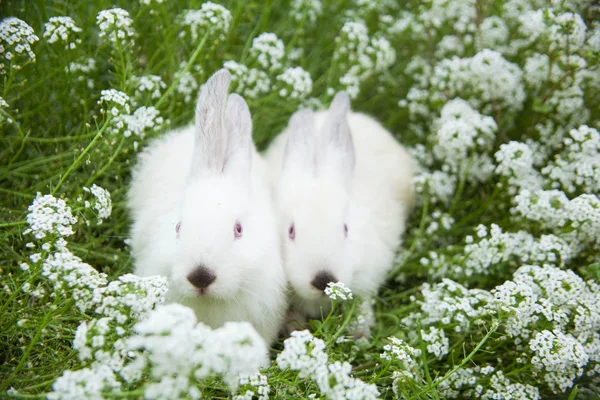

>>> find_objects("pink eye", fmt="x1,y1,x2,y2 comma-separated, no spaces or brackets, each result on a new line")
289,223,295,240
344,224,348,237
234,221,243,239
176,222,181,238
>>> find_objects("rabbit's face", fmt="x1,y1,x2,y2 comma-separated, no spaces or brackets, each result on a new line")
277,92,356,303
171,178,255,299
278,178,353,301
168,69,260,302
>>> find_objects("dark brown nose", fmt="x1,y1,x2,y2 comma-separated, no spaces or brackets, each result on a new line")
311,271,337,292
187,266,216,289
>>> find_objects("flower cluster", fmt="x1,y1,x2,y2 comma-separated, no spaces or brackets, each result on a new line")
111,106,166,141
23,194,78,239
179,3,232,43
250,33,285,71
432,99,497,182
405,49,525,118
332,20,395,98
53,304,267,399
96,8,135,46
290,0,322,24
98,89,131,116
65,58,96,88
225,32,313,100
224,60,271,99
495,141,543,195
43,16,82,50
275,67,313,100
324,282,353,301
80,185,112,224
382,337,422,392
234,373,270,400
542,125,600,195
277,330,378,399
132,74,167,102
0,17,39,72
174,63,201,104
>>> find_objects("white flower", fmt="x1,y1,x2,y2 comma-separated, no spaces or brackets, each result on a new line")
48,365,121,400
234,373,270,400
0,17,39,72
129,303,268,388
324,282,353,301
179,3,232,43
275,67,313,99
250,32,285,71
82,185,112,223
495,141,543,194
111,106,165,139
133,75,166,101
23,193,78,239
43,16,82,49
290,0,322,24
224,60,271,98
98,89,131,116
96,8,135,45
529,329,589,393
40,249,108,312
412,170,457,205
542,125,600,194
421,326,449,358
432,98,497,182
277,330,328,378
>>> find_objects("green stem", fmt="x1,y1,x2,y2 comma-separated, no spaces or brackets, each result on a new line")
407,322,499,400
51,118,111,195
84,136,126,187
155,33,210,109
3,298,74,390
0,221,26,228
326,300,356,346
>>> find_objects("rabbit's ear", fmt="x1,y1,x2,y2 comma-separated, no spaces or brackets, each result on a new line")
223,93,253,178
319,92,355,188
282,108,318,176
191,69,231,176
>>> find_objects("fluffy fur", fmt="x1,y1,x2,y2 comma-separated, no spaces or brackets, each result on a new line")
265,92,415,318
128,70,287,345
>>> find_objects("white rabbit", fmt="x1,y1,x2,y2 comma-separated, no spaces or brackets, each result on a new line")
128,69,287,345
265,92,415,319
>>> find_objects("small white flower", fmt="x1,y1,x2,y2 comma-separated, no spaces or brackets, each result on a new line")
43,16,82,49
250,32,285,71
96,8,135,45
0,17,39,72
179,3,232,43
324,282,353,301
23,193,77,239
275,67,313,99
98,89,131,116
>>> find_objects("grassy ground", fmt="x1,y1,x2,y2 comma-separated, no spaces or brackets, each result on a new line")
1,0,600,399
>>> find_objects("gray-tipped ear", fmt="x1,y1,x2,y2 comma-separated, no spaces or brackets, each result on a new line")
282,108,317,176
191,69,231,176
223,93,253,176
319,92,355,187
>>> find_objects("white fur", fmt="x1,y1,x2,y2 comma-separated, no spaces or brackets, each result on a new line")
128,70,287,345
265,92,415,318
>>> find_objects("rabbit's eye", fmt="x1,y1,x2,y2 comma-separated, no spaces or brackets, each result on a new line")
176,222,181,238
289,223,295,240
344,224,348,238
234,221,243,239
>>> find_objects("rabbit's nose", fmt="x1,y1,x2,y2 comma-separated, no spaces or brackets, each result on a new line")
311,271,337,292
187,266,216,289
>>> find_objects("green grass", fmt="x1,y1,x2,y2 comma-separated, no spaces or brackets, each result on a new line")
1,0,600,399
